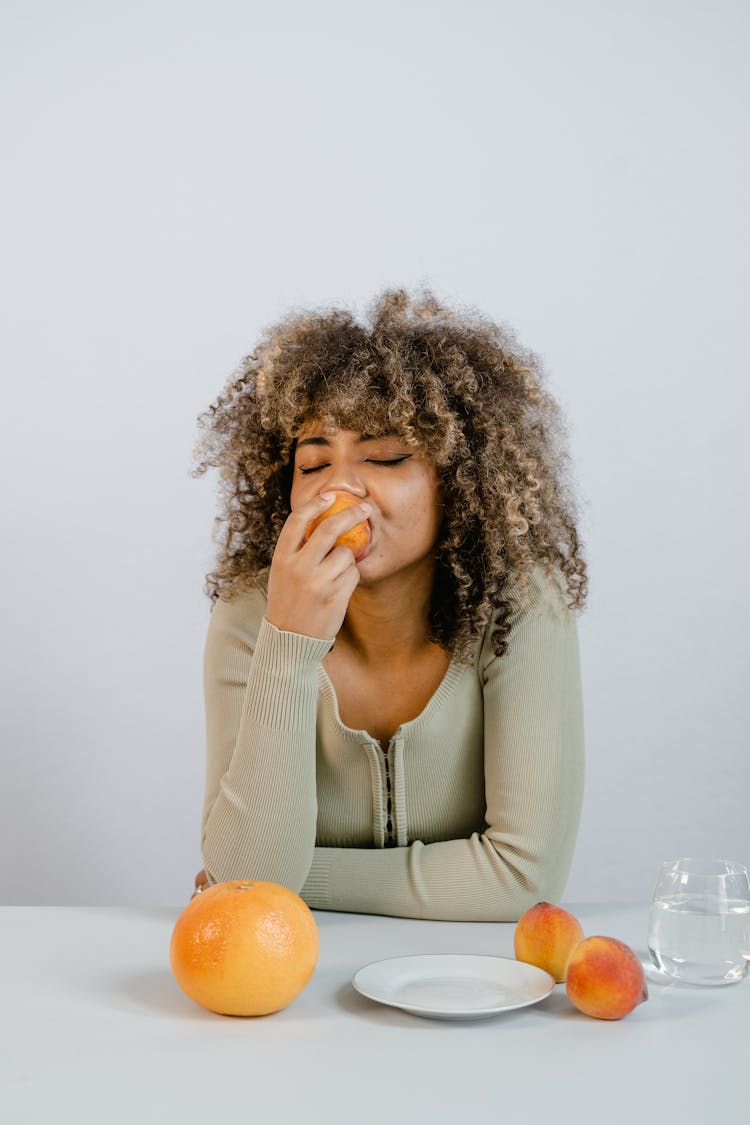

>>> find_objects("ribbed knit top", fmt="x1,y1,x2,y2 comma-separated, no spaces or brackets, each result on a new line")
200,564,585,921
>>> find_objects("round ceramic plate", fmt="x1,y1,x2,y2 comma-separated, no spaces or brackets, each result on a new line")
352,954,555,1020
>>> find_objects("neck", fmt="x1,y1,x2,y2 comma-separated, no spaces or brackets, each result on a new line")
337,561,438,665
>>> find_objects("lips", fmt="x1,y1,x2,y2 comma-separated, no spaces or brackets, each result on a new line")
354,538,373,563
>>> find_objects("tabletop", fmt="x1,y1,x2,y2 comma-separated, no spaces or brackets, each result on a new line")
1,901,747,1124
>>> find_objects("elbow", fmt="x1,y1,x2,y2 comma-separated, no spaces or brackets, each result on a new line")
512,872,568,918
483,836,573,922
494,880,560,923
201,837,313,896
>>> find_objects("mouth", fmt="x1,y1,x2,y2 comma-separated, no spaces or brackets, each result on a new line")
354,539,374,563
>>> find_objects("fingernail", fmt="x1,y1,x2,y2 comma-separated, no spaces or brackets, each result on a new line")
359,502,372,515
320,492,336,503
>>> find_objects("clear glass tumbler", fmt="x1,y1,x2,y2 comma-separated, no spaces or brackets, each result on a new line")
648,858,750,985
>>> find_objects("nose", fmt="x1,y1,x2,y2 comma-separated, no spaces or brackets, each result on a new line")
318,461,368,499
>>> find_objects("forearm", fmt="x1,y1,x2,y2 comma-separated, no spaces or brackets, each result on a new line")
300,817,580,923
202,615,332,891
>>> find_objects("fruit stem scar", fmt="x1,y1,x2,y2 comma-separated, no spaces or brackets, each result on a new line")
239,882,255,891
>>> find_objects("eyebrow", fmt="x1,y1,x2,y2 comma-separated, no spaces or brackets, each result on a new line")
295,432,401,450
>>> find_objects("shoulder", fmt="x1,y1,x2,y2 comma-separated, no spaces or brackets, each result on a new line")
476,562,575,669
504,562,572,623
205,568,271,651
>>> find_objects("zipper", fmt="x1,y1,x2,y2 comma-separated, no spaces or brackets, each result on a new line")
383,743,395,847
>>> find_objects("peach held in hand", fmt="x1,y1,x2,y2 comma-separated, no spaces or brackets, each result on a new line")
303,491,371,560
514,901,585,982
565,936,648,1020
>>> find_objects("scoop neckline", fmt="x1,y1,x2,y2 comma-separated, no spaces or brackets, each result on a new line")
318,657,465,746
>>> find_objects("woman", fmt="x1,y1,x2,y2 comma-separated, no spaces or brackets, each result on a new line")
190,287,588,921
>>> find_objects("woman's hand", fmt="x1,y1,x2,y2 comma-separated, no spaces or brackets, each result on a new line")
265,492,371,640
191,868,209,899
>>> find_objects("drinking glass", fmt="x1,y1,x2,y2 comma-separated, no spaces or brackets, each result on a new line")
648,858,750,985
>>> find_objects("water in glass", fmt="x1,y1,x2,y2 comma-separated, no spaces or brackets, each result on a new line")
648,859,750,986
649,895,750,985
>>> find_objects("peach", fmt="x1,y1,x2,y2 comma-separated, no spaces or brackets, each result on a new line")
566,936,648,1020
514,901,584,982
303,490,371,561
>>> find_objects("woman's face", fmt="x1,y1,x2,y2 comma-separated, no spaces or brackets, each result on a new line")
290,422,444,584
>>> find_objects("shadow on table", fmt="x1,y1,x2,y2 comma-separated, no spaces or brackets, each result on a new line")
110,968,214,1020
334,979,580,1028
334,981,428,1027
113,967,342,1022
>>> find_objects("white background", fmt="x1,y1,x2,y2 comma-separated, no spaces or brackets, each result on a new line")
1,0,747,906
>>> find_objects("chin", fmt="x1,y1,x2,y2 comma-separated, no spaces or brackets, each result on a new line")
354,548,387,582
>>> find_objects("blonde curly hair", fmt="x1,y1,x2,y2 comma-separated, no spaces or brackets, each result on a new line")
191,286,588,664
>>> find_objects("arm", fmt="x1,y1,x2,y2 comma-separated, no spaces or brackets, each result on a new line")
300,567,585,921
200,492,375,891
200,585,333,891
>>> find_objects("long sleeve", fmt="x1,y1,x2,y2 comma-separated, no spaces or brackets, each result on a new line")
201,584,333,890
300,568,585,921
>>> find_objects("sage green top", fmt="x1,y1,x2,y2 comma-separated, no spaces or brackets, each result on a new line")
200,565,585,921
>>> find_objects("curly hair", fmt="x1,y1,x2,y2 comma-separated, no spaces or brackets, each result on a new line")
191,286,588,665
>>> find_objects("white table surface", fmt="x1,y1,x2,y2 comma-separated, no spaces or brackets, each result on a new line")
1,901,747,1124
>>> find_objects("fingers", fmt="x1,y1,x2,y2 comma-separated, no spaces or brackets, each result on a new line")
302,501,371,561
279,494,372,563
307,512,370,567
322,543,364,581
310,550,362,607
191,869,209,900
274,492,337,556
266,493,369,638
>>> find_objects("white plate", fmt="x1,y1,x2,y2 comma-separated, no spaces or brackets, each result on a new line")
352,954,555,1020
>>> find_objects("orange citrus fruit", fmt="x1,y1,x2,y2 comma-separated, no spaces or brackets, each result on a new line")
303,490,371,559
169,880,320,1016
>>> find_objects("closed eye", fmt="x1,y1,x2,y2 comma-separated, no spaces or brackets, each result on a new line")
298,456,411,475
364,456,411,465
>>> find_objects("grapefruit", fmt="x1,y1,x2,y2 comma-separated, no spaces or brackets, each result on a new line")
169,880,320,1016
